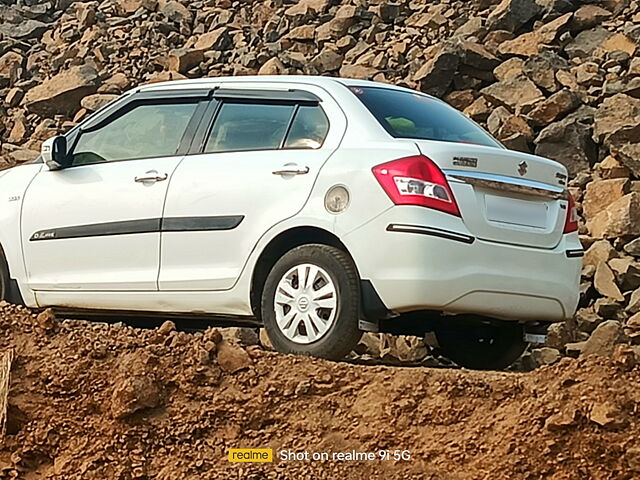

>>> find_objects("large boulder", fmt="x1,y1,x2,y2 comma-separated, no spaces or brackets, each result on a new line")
486,0,542,32
534,107,598,176
413,44,460,97
480,74,544,112
587,193,640,239
594,94,640,148
24,65,99,117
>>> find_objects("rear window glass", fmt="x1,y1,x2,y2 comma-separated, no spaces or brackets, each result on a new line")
350,86,502,148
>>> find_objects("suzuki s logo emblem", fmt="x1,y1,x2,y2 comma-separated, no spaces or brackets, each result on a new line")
518,161,528,176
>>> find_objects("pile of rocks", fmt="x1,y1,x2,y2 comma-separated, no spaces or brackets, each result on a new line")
1,0,640,364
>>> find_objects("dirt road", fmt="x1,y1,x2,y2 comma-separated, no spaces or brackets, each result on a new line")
1,302,638,480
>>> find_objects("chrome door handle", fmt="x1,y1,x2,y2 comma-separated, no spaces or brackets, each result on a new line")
135,170,168,183
272,166,310,176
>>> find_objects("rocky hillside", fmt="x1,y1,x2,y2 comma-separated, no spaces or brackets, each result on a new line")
1,0,640,364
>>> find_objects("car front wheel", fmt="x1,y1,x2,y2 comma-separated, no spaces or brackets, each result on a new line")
261,244,362,360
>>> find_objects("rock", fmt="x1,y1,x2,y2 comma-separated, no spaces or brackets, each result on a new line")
584,240,619,268
167,48,204,74
594,297,622,318
309,49,344,73
609,258,640,291
594,94,640,148
612,143,640,178
258,58,286,76
594,262,624,302
24,64,98,116
588,402,627,429
545,408,577,431
339,64,379,80
159,0,192,24
565,27,613,59
534,108,598,176
624,238,640,257
626,447,640,472
575,308,603,333
98,73,130,94
157,320,176,336
284,0,330,16
413,44,460,97
493,58,524,82
110,376,162,419
192,28,231,52
572,5,612,31
481,75,544,112
612,344,636,371
627,289,640,314
5,87,24,107
527,89,579,126
80,94,118,112
597,155,631,180
583,179,630,219
487,0,542,33
445,90,476,110
497,12,572,57
464,96,492,122
581,320,626,357
602,34,636,57
116,0,157,14
220,328,260,346
215,340,252,373
587,193,640,239
0,19,48,40
546,322,572,350
145,71,187,84
458,41,500,71
36,308,56,332
0,51,24,86
259,329,273,350
522,51,570,92
531,347,561,366
573,62,603,87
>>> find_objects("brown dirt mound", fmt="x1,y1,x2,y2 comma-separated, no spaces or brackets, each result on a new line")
1,302,639,480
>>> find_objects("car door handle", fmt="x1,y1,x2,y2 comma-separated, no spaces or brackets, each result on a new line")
272,166,310,176
135,171,168,183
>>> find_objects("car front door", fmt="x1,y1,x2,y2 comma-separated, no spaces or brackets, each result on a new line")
158,85,347,291
22,94,206,292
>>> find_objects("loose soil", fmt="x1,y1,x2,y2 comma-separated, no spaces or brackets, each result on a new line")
1,302,639,480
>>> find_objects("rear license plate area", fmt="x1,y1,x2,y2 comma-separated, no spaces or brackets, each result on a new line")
485,194,547,228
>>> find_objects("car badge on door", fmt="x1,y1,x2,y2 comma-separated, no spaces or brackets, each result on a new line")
518,161,528,176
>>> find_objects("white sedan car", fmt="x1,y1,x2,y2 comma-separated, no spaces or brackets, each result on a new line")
0,76,582,369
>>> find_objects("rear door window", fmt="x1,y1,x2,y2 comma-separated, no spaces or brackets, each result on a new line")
205,103,295,153
284,105,329,149
350,86,502,148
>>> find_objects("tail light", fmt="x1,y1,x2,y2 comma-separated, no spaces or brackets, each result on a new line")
564,192,579,233
372,155,461,217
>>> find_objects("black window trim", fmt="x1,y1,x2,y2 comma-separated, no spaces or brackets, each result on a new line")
65,92,210,168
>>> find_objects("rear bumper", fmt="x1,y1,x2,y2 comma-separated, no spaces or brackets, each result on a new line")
344,206,582,322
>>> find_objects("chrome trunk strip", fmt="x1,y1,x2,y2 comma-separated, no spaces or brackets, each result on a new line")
443,170,567,200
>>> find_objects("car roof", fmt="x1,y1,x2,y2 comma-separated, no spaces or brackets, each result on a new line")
135,75,419,96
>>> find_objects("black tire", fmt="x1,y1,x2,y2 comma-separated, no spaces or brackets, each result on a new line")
435,319,527,370
0,248,8,302
261,244,362,360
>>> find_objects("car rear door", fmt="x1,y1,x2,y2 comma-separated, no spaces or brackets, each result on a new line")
21,91,209,292
158,84,347,291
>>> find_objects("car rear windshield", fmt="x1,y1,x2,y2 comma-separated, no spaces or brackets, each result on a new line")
349,86,502,148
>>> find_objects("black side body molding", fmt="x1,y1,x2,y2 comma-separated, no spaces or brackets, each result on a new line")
30,216,245,241
386,223,475,244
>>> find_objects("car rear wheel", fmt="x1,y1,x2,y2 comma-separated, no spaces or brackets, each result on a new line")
261,244,362,360
0,249,8,302
435,320,527,370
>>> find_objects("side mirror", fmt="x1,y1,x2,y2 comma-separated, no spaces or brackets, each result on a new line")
41,136,69,170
